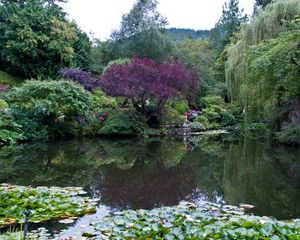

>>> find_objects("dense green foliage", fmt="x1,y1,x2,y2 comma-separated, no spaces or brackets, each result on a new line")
173,39,216,97
192,96,236,130
211,0,247,54
0,71,22,91
225,0,300,144
161,104,185,125
0,0,91,78
111,29,174,62
166,28,210,42
0,0,297,145
4,80,93,140
109,0,173,62
99,111,146,136
0,101,24,145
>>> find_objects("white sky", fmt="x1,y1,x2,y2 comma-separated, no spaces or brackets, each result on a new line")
61,0,255,40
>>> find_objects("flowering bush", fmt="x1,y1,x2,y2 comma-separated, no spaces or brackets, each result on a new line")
60,68,98,91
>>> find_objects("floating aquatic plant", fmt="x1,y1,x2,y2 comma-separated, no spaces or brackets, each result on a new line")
82,201,300,239
0,184,97,228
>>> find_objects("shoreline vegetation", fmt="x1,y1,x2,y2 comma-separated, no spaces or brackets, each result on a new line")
0,0,299,147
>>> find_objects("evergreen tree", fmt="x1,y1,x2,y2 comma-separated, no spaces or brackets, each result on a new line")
210,0,247,87
111,0,167,41
211,0,247,53
255,0,272,9
108,0,172,62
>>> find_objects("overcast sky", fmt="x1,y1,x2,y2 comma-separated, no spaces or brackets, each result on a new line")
61,0,255,40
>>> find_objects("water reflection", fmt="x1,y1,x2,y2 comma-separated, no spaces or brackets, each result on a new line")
0,135,299,219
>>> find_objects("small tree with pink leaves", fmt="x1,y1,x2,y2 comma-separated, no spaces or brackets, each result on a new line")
100,57,198,124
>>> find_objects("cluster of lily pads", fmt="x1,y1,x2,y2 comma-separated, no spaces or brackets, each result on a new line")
0,184,97,228
0,227,49,240
82,201,300,239
1,184,299,239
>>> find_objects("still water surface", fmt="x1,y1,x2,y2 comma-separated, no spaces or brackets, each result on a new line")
0,134,300,234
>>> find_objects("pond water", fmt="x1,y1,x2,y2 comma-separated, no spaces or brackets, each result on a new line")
0,133,300,235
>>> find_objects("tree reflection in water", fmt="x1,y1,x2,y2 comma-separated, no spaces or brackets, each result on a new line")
0,135,299,219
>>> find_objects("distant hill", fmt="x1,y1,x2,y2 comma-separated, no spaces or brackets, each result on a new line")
166,28,211,42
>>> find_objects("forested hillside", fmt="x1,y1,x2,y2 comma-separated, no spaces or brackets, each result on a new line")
166,28,210,42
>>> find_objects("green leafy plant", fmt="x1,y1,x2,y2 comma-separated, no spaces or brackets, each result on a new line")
161,105,185,125
5,80,93,140
82,201,300,239
0,103,25,145
195,115,210,130
225,0,300,143
175,101,189,115
0,184,97,228
99,111,146,136
0,99,8,110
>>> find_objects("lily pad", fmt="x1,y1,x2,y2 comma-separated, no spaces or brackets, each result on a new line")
79,201,300,239
0,184,97,228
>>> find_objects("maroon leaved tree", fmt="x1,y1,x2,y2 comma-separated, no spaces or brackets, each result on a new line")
60,68,98,91
100,57,198,124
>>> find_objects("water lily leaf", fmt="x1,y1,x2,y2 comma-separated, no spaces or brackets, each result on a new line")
0,184,96,228
164,222,173,228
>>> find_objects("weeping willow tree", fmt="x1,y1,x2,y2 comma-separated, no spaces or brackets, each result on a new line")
226,0,300,124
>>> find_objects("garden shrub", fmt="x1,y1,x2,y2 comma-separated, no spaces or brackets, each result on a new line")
199,97,236,129
208,121,221,130
161,105,185,125
0,107,24,145
202,95,225,107
102,58,131,74
91,90,118,110
221,111,236,127
60,68,98,91
8,108,48,140
5,80,93,139
202,105,223,121
0,71,22,88
175,101,189,114
99,111,146,136
0,99,8,110
195,115,210,130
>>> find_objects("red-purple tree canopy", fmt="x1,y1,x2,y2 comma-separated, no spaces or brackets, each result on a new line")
100,57,198,121
60,68,98,91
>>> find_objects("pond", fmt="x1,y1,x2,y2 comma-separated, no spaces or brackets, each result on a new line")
0,133,300,236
